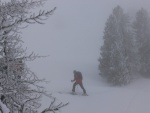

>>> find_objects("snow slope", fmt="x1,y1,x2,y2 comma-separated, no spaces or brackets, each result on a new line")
45,77,150,113
29,60,150,113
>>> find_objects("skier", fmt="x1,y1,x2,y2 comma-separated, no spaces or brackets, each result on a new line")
71,70,87,95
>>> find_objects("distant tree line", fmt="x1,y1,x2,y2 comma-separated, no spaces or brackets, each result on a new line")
99,5,150,85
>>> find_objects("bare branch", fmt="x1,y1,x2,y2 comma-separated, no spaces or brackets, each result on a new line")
0,1,67,113
41,98,69,113
0,7,56,32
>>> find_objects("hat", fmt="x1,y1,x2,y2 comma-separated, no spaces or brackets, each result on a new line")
73,70,77,73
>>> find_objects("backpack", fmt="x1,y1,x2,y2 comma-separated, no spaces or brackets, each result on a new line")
76,71,83,80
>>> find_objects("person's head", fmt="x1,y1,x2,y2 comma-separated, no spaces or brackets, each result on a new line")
73,70,77,74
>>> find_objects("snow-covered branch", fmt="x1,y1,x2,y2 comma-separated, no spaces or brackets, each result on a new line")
41,98,69,113
0,0,67,113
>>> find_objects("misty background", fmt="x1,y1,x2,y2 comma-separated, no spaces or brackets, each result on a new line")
0,1,150,113
18,0,150,89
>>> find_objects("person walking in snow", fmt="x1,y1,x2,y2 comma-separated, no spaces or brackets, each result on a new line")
71,70,87,95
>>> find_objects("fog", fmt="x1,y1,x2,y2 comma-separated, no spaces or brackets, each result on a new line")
10,0,150,79
0,1,150,113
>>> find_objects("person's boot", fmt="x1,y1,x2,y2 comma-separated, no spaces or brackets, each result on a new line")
82,92,88,96
71,91,77,95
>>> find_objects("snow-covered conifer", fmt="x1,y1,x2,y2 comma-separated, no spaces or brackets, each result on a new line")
99,6,134,85
133,8,150,77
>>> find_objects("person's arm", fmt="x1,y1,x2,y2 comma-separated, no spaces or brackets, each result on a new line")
71,79,75,82
71,75,76,82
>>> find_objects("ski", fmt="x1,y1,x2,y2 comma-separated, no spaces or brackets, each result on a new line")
58,91,88,96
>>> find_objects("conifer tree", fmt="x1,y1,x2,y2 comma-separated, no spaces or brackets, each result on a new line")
99,6,134,85
133,8,150,77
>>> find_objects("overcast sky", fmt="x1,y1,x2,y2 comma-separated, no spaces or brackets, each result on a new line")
14,0,150,78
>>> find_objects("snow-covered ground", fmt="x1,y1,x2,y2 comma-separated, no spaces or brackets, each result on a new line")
46,74,150,113
28,60,150,113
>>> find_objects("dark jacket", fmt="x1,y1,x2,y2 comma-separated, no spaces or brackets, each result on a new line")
73,71,82,84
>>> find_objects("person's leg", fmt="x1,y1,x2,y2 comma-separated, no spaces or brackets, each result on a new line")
72,82,77,92
79,83,86,94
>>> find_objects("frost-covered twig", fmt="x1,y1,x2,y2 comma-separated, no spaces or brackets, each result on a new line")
41,98,69,113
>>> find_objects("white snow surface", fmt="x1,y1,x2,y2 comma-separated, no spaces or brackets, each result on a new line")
0,101,10,113
31,61,150,113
